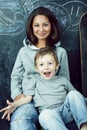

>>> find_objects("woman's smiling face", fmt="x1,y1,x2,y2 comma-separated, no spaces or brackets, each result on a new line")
32,15,51,41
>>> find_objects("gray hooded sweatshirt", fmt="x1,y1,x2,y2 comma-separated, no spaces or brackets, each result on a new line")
11,39,70,99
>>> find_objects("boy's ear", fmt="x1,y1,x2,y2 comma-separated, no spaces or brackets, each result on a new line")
35,66,38,72
56,64,59,71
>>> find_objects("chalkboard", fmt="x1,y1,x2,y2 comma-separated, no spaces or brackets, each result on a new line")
0,0,87,129
0,0,26,129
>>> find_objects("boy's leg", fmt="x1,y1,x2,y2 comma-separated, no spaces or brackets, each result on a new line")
10,102,38,130
62,91,87,129
39,109,69,130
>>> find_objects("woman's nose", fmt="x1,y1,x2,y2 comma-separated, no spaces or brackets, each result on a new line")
39,25,44,31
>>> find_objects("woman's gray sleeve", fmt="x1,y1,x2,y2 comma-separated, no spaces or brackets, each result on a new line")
11,49,24,99
58,48,70,81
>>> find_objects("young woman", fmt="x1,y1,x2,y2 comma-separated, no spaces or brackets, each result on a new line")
0,7,70,130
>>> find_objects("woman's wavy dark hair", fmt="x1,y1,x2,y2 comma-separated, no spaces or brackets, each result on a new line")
26,6,61,49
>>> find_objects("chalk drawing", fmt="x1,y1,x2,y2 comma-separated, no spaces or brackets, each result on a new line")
0,0,26,35
24,1,71,32
63,1,87,31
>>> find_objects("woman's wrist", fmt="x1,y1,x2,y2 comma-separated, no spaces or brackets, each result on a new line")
14,94,26,102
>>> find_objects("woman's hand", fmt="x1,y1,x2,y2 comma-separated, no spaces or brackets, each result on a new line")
0,94,32,121
14,94,26,101
0,100,17,121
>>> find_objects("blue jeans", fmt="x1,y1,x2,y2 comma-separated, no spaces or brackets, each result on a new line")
10,101,38,130
39,91,87,130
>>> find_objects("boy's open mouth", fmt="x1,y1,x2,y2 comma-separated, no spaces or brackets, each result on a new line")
44,71,51,77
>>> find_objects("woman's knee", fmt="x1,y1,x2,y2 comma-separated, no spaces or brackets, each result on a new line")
10,118,38,130
11,103,38,121
11,104,38,130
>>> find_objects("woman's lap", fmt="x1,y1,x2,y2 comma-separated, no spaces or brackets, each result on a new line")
10,102,39,130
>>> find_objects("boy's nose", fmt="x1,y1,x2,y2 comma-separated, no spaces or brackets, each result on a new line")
44,64,49,69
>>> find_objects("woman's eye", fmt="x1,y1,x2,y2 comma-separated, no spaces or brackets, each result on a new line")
44,24,49,27
34,24,39,27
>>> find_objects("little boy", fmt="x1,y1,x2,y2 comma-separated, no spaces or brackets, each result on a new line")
0,47,87,130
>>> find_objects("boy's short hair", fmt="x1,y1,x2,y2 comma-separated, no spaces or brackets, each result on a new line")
34,47,59,67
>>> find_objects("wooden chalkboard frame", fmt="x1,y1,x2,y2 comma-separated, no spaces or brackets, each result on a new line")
79,12,87,97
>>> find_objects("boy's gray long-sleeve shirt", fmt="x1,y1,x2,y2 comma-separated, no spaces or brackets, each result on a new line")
23,75,75,112
11,40,70,100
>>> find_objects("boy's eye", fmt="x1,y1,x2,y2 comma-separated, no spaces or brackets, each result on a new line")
48,62,52,65
39,63,43,66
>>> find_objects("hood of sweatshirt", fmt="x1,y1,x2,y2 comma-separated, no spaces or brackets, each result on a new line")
23,38,61,51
